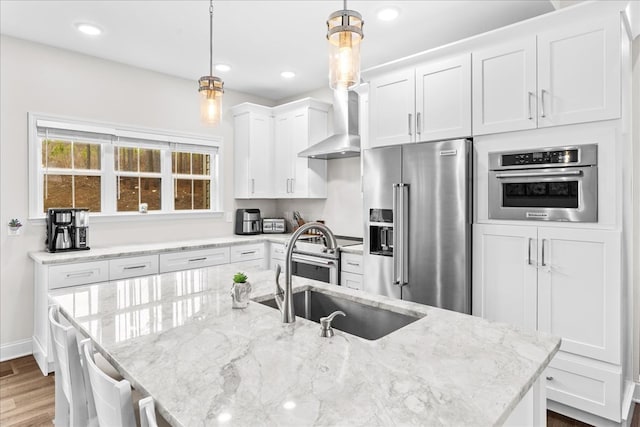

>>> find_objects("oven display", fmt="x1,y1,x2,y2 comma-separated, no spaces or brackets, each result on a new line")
502,181,579,208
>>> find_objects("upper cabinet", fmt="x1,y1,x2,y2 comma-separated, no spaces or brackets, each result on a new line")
232,104,274,199
233,98,330,199
368,53,471,148
473,15,620,136
273,100,330,198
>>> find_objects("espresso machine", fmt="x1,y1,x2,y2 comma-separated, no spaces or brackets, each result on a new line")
234,209,261,235
46,208,90,252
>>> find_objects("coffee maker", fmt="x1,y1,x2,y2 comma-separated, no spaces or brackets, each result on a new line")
46,208,90,252
234,209,261,235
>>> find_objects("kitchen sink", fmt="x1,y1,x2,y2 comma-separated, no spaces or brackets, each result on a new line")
258,289,422,340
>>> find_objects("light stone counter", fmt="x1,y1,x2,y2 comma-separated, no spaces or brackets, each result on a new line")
29,235,293,265
340,243,363,255
50,263,560,427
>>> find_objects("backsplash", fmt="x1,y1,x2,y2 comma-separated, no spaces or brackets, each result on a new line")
276,156,363,237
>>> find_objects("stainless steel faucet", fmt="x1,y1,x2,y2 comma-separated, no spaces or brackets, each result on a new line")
274,222,338,323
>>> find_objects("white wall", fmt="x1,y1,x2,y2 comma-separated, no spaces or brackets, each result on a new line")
632,34,640,384
0,35,277,349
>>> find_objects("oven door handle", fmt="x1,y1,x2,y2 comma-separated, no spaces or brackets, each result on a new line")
291,254,336,268
495,170,583,179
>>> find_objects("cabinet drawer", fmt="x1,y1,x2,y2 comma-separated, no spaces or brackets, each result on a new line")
109,255,159,280
341,253,363,274
340,271,362,290
230,244,264,263
270,243,286,260
159,247,229,273
546,353,621,421
49,260,109,290
229,259,264,270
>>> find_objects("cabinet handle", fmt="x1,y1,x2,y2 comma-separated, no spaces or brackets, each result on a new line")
65,271,94,278
527,92,534,120
408,113,413,136
540,89,547,118
251,178,255,194
347,262,360,267
241,251,256,255
287,179,291,193
527,238,533,265
541,239,547,267
416,112,421,136
123,265,146,270
546,376,554,381
188,257,207,262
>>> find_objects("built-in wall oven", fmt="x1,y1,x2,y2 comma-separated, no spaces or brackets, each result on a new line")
488,144,597,222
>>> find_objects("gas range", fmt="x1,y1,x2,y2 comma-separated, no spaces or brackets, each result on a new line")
292,235,363,260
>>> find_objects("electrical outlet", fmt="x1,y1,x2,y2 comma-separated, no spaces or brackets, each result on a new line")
225,212,233,223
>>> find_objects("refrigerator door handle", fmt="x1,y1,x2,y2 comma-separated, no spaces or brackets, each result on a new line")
393,183,409,287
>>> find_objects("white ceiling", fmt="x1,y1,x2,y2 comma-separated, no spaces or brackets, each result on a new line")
0,1,559,102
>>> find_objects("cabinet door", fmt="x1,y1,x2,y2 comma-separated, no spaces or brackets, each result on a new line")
248,113,274,198
472,38,537,135
368,68,415,148
290,110,310,198
472,224,537,331
415,54,471,141
273,113,293,198
537,228,620,364
537,15,620,127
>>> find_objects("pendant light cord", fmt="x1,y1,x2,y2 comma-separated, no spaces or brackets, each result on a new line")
209,0,214,76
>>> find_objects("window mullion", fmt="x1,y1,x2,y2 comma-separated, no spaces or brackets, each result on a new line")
162,148,173,212
103,141,116,214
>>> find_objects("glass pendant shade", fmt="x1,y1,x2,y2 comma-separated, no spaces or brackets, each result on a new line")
199,76,223,126
327,8,363,90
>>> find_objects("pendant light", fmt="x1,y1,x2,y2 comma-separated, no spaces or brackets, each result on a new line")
198,0,224,126
327,0,364,90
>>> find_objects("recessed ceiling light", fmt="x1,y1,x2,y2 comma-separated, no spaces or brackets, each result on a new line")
281,71,296,79
377,7,399,21
215,64,231,72
75,23,102,36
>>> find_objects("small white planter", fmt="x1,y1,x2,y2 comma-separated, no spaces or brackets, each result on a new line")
231,281,252,309
7,226,22,236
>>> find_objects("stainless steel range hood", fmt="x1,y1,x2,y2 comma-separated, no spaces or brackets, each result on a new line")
298,90,360,159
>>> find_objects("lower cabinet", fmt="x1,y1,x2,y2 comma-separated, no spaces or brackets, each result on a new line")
472,224,623,422
340,252,363,290
160,247,229,273
269,242,286,272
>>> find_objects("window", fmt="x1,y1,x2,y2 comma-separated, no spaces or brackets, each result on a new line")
30,115,222,218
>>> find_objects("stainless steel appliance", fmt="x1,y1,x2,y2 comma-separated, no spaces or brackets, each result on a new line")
45,208,90,252
363,139,472,314
290,235,362,285
488,144,597,222
262,218,286,234
235,209,261,235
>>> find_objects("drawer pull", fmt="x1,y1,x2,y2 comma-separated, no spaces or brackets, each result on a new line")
65,271,95,278
241,251,256,255
123,265,147,270
346,262,360,267
546,376,554,381
188,257,207,262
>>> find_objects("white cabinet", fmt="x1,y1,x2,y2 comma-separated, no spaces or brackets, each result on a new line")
368,53,471,148
48,260,109,290
269,242,286,271
109,255,159,280
159,247,230,273
230,243,265,266
473,15,620,136
273,99,330,198
473,224,623,421
232,104,274,199
340,252,363,290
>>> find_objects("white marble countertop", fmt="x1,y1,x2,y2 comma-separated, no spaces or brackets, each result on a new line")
340,244,363,255
50,263,560,427
29,235,291,264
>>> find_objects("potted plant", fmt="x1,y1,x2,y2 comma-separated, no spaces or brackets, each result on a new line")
8,218,22,235
230,272,251,309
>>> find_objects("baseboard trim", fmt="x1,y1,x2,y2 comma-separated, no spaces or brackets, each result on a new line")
0,338,33,362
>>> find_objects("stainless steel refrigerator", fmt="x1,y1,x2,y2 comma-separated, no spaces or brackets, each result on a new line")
363,139,472,314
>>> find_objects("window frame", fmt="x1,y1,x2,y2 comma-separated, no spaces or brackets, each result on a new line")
28,113,224,221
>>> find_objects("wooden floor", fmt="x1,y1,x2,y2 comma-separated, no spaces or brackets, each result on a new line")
0,356,638,427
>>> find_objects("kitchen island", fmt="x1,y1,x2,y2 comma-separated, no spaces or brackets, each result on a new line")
50,263,560,426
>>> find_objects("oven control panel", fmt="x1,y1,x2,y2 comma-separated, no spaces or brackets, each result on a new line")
501,149,578,167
